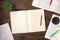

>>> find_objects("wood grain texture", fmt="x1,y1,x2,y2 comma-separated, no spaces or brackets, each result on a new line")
0,0,60,40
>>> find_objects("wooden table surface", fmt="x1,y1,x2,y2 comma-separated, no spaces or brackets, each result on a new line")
0,0,60,40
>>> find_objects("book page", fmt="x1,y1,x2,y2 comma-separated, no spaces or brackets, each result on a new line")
10,11,28,33
27,9,46,32
0,23,14,40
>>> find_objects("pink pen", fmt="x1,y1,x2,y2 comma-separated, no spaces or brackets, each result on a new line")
50,0,53,6
40,15,42,26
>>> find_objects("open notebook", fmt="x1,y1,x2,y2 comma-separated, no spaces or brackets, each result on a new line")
10,9,46,34
0,23,14,40
32,0,60,14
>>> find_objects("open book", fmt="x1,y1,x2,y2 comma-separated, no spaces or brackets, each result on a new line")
32,0,60,14
10,9,46,34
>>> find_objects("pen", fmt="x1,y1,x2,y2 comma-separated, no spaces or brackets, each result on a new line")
50,30,59,38
40,15,42,26
50,0,53,6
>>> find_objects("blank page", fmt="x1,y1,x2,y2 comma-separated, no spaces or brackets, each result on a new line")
10,11,28,33
27,9,46,32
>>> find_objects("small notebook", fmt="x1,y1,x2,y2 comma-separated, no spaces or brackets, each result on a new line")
10,9,46,34
45,14,60,39
32,0,60,14
0,23,14,40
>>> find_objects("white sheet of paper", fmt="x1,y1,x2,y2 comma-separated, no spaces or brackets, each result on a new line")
45,14,60,39
32,0,60,14
0,23,14,40
10,9,46,34
32,0,50,10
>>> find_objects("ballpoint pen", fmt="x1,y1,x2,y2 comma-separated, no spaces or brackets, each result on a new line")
50,30,59,38
50,0,53,6
40,15,42,26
